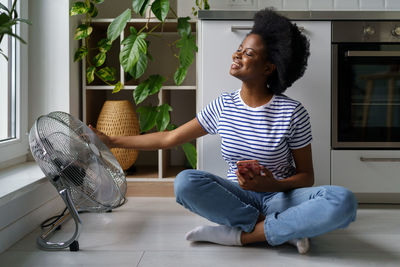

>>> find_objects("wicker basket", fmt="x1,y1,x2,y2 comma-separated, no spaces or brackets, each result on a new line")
96,100,140,170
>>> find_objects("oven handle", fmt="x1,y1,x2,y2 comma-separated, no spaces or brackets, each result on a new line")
360,157,400,162
345,51,400,57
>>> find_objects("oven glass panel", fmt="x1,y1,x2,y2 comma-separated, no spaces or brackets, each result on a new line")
337,44,400,143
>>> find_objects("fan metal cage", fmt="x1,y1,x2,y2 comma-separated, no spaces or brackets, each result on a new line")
29,111,127,250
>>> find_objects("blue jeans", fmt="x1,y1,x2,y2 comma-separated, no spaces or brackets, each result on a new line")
174,169,357,246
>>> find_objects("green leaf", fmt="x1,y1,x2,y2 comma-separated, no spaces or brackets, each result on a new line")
182,142,197,169
132,0,150,16
120,30,147,72
92,0,105,3
166,123,177,131
156,103,172,131
0,13,10,25
0,2,10,14
74,24,93,40
137,105,158,132
174,66,187,86
93,52,106,67
88,2,98,17
14,18,32,25
96,67,116,81
133,74,165,104
177,17,191,37
98,38,112,52
134,81,150,104
112,81,123,93
2,31,27,44
0,48,8,61
177,34,197,68
151,0,169,22
107,8,131,42
128,52,148,79
204,0,210,10
86,66,96,84
74,46,88,62
147,74,166,94
70,2,89,16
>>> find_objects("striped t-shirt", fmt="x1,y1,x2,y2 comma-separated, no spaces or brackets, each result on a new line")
197,89,312,182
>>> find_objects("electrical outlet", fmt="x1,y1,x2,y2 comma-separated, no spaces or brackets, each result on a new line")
229,0,256,8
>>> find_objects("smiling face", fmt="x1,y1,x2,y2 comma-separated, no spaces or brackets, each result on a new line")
229,34,274,83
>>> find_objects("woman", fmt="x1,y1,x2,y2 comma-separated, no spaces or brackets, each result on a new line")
91,9,357,254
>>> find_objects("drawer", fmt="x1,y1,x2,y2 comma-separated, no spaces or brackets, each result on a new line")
331,150,400,193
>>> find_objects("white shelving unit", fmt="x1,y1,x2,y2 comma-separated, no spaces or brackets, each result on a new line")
82,19,197,182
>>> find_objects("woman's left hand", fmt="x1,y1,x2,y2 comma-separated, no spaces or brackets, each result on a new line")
236,166,281,192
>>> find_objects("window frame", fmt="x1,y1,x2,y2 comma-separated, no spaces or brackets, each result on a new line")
0,0,28,165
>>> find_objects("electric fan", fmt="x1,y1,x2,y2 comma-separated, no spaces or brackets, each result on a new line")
29,111,127,251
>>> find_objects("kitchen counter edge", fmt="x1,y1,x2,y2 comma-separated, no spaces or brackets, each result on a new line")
198,10,400,21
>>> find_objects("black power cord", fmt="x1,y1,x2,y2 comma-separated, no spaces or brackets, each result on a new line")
40,207,68,229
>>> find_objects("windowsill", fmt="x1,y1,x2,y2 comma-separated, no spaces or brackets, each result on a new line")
0,161,46,207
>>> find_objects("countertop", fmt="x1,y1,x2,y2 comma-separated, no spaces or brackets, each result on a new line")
198,10,400,21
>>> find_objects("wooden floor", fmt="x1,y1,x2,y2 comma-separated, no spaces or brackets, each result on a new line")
1,198,400,266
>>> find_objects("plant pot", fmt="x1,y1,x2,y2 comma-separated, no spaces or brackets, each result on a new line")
96,100,140,170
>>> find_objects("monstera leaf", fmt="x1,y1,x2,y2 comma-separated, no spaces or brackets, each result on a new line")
107,8,131,42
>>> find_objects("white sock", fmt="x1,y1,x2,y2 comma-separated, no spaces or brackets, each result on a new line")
185,225,242,246
287,238,310,254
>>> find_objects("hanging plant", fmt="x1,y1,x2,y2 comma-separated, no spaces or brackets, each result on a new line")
70,0,210,169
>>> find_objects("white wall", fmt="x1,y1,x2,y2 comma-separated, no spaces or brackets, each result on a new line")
28,0,80,128
0,0,79,254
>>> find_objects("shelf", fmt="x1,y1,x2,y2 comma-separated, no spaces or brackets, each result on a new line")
85,85,197,90
82,17,198,186
91,19,196,32
84,89,159,126
126,165,158,179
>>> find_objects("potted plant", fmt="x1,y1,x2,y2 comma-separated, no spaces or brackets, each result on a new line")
0,0,30,60
70,0,210,169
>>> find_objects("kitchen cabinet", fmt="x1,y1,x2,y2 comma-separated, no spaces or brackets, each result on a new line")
82,19,196,181
331,150,400,202
197,20,332,186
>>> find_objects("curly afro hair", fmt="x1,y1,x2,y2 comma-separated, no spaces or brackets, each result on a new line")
250,8,310,94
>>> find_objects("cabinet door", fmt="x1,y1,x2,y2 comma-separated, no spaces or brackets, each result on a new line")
197,20,331,185
285,21,331,186
331,150,400,193
197,20,250,178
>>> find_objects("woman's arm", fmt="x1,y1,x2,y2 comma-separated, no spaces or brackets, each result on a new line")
90,118,207,150
237,144,314,192
276,144,315,190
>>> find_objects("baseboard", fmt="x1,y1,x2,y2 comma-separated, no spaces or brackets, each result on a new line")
355,193,400,204
127,181,175,197
0,181,65,254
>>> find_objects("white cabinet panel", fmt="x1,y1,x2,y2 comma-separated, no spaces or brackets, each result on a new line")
331,150,400,193
285,21,331,186
197,20,331,185
197,20,251,178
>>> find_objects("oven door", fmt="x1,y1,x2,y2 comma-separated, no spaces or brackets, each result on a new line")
332,43,400,148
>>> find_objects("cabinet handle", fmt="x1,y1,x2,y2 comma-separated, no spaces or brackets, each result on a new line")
231,26,252,31
231,26,305,32
360,157,400,162
345,51,400,57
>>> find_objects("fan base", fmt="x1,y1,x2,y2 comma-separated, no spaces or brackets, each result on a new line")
69,240,79,251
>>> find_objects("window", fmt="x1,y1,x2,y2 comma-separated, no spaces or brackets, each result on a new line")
0,0,28,165
0,0,15,142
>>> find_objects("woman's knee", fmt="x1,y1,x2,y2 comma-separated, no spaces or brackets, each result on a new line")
174,169,203,202
327,186,358,224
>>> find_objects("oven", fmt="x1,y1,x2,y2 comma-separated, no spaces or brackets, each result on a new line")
332,21,400,149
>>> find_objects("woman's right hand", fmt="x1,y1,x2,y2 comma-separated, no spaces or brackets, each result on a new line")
89,125,113,148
